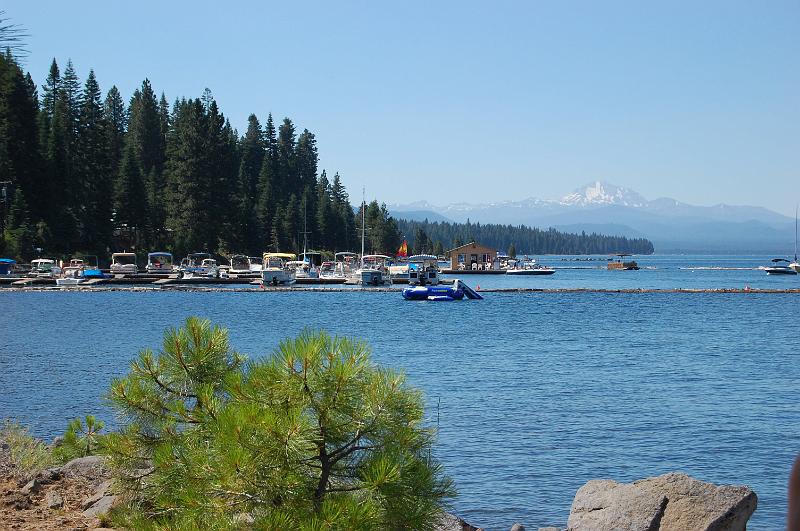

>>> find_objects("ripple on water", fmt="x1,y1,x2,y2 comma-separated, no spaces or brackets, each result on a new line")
1,289,798,530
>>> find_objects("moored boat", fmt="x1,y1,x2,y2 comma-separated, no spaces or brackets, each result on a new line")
110,252,138,275
408,254,441,286
28,258,61,278
607,254,639,271
351,255,392,286
178,253,219,278
261,253,296,286
146,252,174,274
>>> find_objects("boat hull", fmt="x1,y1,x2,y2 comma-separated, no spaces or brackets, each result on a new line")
505,269,555,275
261,269,295,286
764,267,797,275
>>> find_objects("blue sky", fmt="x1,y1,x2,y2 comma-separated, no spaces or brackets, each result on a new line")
6,1,800,215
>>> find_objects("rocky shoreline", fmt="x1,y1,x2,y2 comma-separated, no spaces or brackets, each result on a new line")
2,433,759,530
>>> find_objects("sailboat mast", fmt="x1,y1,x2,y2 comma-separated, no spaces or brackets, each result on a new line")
361,188,366,265
795,205,798,262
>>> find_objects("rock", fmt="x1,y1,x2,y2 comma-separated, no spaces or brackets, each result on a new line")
510,525,526,531
567,472,757,531
44,489,64,509
82,494,117,518
435,511,482,531
50,436,64,448
59,455,109,481
538,528,563,531
20,478,41,495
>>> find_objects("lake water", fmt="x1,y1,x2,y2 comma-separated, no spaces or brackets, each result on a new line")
1,255,798,529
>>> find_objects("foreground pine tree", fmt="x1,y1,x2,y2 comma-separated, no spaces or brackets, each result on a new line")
105,318,454,529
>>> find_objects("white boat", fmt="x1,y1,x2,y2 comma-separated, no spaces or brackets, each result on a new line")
28,258,61,278
228,254,261,275
178,253,219,278
763,258,797,275
146,252,174,274
355,255,393,286
110,252,138,275
505,257,555,275
56,265,85,286
346,191,392,287
329,252,358,279
408,254,441,286
261,253,296,286
287,260,319,279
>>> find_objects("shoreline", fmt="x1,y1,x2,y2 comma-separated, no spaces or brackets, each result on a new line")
1,286,799,294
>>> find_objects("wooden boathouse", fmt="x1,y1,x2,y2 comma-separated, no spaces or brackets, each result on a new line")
446,242,497,271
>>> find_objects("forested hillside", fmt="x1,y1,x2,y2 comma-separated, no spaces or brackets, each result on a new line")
0,52,406,260
397,218,655,256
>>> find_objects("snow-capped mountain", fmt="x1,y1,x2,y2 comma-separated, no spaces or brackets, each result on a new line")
389,182,796,253
559,181,648,208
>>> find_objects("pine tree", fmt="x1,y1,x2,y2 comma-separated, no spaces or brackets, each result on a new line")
103,86,126,179
128,79,165,246
0,52,43,229
237,114,264,253
2,188,34,260
105,320,454,529
114,140,148,249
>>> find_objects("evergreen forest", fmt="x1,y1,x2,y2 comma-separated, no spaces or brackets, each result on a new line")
398,218,655,256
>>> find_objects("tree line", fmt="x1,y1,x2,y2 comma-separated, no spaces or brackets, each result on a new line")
0,52,408,262
398,218,655,256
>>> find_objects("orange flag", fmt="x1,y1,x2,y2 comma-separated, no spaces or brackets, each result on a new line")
397,240,408,257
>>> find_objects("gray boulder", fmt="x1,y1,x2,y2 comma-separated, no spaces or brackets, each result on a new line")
82,494,118,518
435,511,482,531
59,455,108,481
567,472,756,531
44,489,64,509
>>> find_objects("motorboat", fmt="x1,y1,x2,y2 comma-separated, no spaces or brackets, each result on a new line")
228,254,262,275
28,258,61,278
178,253,219,278
351,255,393,286
402,279,483,301
146,252,174,274
388,262,410,282
0,258,15,276
408,254,441,286
505,257,555,275
56,265,86,286
261,253,296,286
110,252,138,275
287,260,319,279
328,252,358,279
763,258,797,275
607,254,639,271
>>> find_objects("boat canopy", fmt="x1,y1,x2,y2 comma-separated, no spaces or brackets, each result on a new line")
408,254,438,262
362,254,392,260
771,258,790,263
0,258,16,264
335,252,358,258
263,253,296,260
148,252,173,258
31,259,55,265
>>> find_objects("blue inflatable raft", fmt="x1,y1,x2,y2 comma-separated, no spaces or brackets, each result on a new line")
401,279,483,301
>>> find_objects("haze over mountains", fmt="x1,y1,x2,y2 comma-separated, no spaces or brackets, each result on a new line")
390,182,798,254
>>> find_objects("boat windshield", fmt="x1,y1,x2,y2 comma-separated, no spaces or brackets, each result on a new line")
265,256,286,269
149,254,173,265
33,261,54,272
113,254,136,265
230,256,250,269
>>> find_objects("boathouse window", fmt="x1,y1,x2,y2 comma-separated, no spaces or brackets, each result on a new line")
458,254,465,264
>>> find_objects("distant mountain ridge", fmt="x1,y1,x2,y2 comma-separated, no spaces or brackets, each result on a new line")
390,182,797,253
